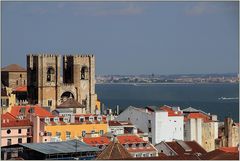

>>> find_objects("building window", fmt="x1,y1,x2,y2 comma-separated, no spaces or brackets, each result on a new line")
136,153,141,157
66,131,71,140
18,138,22,143
23,80,26,85
47,67,54,82
1,99,7,106
149,137,152,143
79,117,85,123
48,100,52,107
81,66,88,80
99,130,104,135
20,74,22,78
18,129,22,134
56,132,61,138
89,116,94,122
27,138,31,143
7,129,11,134
7,139,11,146
148,128,151,133
16,80,18,85
91,130,95,134
148,120,151,124
27,128,30,133
82,131,86,137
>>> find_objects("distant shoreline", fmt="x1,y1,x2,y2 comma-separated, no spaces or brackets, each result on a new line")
96,82,239,85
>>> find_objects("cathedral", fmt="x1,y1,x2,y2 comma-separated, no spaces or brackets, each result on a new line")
27,54,97,114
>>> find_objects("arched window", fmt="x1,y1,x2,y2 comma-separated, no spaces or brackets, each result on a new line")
81,66,88,80
47,67,54,82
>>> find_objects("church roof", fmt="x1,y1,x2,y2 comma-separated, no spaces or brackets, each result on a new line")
1,64,26,72
57,98,85,109
96,138,132,160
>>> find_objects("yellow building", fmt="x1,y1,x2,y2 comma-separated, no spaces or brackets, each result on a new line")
1,87,16,114
95,99,101,113
33,114,108,142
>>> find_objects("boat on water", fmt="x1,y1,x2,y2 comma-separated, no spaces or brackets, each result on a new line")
218,97,239,100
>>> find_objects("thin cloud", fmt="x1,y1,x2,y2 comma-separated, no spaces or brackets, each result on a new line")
185,2,237,16
72,4,144,16
93,5,144,16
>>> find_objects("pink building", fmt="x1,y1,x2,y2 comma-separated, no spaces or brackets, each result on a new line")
1,112,32,147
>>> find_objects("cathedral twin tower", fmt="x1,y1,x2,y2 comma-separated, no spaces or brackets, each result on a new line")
27,54,97,114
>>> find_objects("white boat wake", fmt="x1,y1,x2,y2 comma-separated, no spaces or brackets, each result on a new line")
218,97,239,100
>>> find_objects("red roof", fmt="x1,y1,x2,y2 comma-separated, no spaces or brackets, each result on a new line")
1,119,31,128
108,120,122,126
1,112,17,120
185,112,211,122
163,140,207,155
83,137,110,146
1,64,26,72
10,105,53,118
117,135,147,144
200,147,239,160
160,106,182,117
219,147,239,153
13,86,27,92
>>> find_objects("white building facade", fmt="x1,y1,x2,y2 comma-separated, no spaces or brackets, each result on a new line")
183,107,219,152
115,106,184,145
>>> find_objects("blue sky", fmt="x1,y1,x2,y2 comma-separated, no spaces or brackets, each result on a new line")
2,2,239,75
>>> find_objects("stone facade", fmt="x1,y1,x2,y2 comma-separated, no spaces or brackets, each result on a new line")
215,118,239,148
202,121,218,152
1,87,16,114
27,54,97,114
1,71,27,88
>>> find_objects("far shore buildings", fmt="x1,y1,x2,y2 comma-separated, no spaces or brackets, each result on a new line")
115,105,184,144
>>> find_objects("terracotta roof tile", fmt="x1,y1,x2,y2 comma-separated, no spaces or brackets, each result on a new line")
1,112,17,120
184,112,210,122
200,147,239,160
10,105,53,118
108,120,122,126
1,64,26,72
96,139,132,160
126,154,200,160
117,135,147,144
160,106,182,116
83,137,110,146
164,140,207,155
13,86,27,92
219,147,239,153
1,119,31,128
